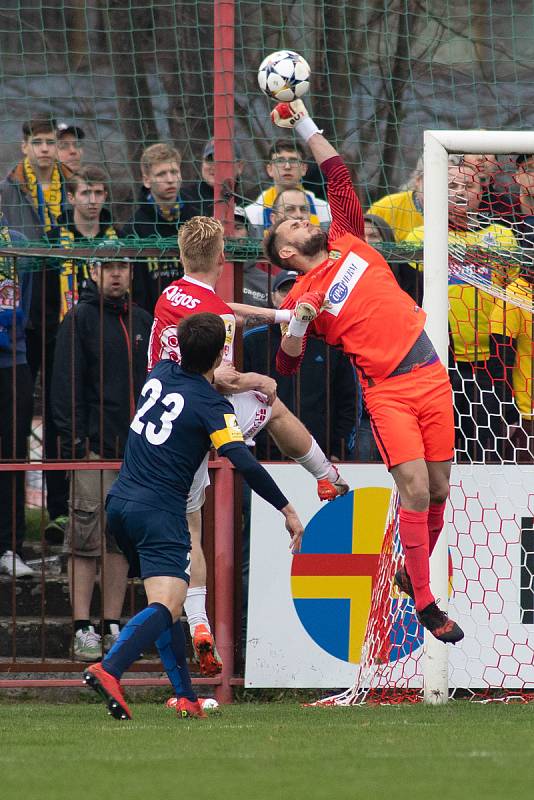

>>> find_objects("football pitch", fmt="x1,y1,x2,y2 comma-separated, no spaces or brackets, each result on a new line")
2,701,534,800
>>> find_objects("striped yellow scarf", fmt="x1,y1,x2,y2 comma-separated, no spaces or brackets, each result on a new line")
58,225,119,320
23,158,62,232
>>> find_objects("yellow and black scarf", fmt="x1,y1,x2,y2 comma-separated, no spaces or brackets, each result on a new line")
58,224,119,320
21,158,63,232
147,192,182,223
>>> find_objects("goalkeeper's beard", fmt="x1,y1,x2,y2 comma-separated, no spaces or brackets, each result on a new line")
295,227,329,258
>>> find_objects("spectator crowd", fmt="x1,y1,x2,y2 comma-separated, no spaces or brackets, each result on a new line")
0,114,532,661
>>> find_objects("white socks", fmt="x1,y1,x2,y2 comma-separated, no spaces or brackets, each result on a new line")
294,438,338,482
184,585,210,635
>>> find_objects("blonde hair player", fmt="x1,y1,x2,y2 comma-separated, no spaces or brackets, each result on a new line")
148,215,350,682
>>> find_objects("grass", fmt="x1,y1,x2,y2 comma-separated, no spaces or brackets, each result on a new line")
1,701,534,800
25,507,47,541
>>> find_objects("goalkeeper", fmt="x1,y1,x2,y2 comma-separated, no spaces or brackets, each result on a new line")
264,101,463,644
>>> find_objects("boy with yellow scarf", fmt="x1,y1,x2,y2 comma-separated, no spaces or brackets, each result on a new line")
47,165,120,322
0,114,73,542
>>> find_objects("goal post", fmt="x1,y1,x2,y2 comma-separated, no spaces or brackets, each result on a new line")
423,130,534,704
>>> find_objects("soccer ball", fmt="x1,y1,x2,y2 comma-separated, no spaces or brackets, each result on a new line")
199,697,219,711
257,50,311,103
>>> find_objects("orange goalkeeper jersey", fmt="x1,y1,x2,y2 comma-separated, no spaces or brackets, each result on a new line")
280,157,426,386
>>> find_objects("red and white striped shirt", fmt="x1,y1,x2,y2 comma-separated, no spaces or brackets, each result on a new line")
147,275,236,371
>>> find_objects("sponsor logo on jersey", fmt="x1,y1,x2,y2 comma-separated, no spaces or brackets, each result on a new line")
325,251,369,317
159,325,181,362
220,313,236,361
329,281,348,304
328,249,342,260
481,231,497,246
163,284,202,310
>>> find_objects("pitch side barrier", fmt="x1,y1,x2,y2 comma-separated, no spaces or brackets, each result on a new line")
2,218,531,704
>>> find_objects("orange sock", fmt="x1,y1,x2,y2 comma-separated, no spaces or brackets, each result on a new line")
399,507,434,611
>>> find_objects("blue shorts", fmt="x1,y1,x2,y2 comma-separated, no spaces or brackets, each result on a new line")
105,496,191,582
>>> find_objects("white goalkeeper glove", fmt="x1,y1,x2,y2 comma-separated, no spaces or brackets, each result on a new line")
271,100,322,143
287,290,326,337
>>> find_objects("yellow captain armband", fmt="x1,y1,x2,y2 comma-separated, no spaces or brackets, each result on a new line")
210,413,244,449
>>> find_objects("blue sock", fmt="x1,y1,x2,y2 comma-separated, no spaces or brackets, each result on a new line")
103,602,172,679
156,620,197,702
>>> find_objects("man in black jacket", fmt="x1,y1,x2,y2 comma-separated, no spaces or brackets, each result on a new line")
51,255,152,661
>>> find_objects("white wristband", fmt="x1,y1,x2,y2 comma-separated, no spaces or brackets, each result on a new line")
287,316,309,338
294,116,321,143
274,309,291,324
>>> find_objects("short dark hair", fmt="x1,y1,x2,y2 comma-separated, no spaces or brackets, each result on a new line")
263,218,289,269
268,138,306,161
22,115,57,139
66,165,109,197
178,313,226,374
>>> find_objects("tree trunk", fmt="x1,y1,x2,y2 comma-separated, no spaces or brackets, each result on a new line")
100,0,159,179
379,0,419,190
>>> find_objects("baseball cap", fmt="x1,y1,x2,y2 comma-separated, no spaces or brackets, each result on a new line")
203,138,242,160
88,241,129,269
272,270,298,293
57,122,85,140
516,154,533,166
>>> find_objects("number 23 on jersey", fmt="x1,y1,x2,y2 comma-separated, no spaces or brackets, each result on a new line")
130,378,184,446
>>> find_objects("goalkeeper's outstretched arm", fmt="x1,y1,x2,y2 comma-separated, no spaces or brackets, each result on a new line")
271,100,337,164
271,101,364,239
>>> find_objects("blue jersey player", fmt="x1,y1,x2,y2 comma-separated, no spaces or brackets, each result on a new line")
83,312,304,720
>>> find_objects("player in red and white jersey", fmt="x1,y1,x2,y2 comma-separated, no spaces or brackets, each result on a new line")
148,276,238,371
262,101,463,645
149,216,349,678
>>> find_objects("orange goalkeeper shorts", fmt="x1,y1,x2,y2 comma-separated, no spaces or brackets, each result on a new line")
363,360,454,469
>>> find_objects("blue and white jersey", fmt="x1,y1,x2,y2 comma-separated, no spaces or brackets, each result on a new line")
108,360,244,514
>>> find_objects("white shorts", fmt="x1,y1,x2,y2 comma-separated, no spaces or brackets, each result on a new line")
228,390,273,446
186,391,272,513
187,453,211,514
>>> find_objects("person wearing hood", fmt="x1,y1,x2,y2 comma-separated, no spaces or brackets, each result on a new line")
51,255,152,662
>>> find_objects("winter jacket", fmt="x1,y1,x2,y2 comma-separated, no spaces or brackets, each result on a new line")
51,280,152,459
